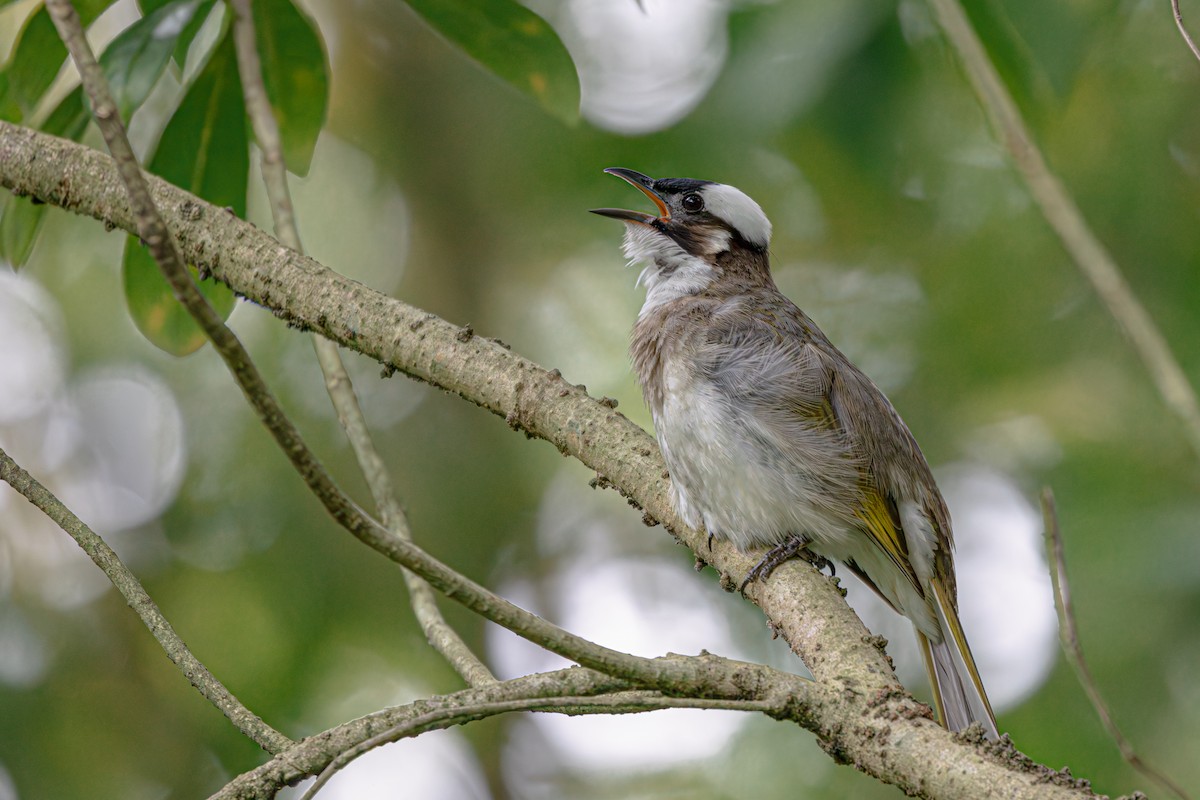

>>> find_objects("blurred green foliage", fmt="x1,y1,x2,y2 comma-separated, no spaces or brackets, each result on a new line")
1,0,1199,798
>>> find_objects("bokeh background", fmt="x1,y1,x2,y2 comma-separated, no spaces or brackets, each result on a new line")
2,0,1200,797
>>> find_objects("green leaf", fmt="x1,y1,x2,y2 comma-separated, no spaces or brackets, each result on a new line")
139,0,219,67
123,33,246,356
0,73,20,122
41,85,91,142
252,0,328,176
403,0,579,125
0,1,127,122
100,0,207,121
0,194,45,268
74,0,116,25
2,8,68,120
173,0,219,67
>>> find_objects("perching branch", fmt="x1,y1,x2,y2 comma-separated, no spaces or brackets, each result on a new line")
226,0,494,688
0,444,293,754
925,0,1200,463
1041,489,1191,800
0,120,1101,799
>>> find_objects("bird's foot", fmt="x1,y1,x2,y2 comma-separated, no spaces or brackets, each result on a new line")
738,535,831,594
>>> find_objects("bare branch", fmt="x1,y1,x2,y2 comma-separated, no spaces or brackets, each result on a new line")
205,662,802,800
1172,0,1200,65
925,0,1200,463
0,445,293,753
302,688,776,800
226,0,494,687
1041,489,1191,800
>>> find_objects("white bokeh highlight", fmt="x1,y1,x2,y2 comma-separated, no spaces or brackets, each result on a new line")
538,0,731,134
0,272,66,425
0,271,185,614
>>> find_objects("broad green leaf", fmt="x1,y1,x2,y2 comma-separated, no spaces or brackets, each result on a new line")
252,0,328,176
123,34,245,356
140,0,220,67
100,0,207,120
41,85,91,142
0,1,128,122
0,86,92,268
0,194,45,267
0,74,20,122
75,0,116,26
404,0,579,125
3,8,67,119
173,0,219,67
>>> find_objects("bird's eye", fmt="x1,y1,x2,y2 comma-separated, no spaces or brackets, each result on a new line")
681,193,704,213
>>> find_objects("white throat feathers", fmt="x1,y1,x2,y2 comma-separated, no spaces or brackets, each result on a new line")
623,224,717,317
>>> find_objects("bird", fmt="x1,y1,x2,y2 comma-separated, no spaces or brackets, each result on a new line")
591,167,999,738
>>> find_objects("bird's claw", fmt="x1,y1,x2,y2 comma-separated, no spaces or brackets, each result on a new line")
738,535,831,594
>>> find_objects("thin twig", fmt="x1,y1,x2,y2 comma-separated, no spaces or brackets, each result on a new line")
1172,0,1200,64
301,688,774,800
1040,489,1192,800
926,0,1200,463
0,445,293,753
226,0,495,687
208,665,783,800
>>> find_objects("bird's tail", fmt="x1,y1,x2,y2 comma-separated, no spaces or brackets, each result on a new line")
916,579,999,739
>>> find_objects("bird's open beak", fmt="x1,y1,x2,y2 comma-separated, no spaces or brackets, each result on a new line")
590,168,669,225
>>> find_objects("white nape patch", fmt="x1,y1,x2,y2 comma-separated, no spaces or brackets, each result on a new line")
700,183,772,248
621,224,715,316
